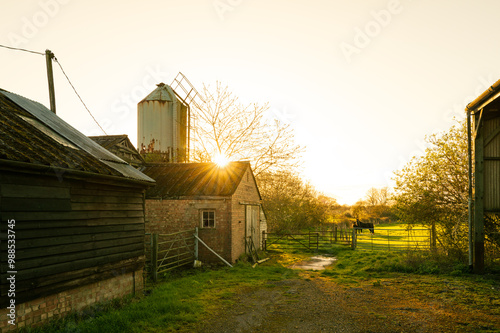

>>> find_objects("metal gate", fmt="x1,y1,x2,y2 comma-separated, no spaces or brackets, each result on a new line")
352,227,432,251
145,229,197,281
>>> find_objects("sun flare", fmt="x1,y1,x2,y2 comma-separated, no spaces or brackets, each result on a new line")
213,153,230,168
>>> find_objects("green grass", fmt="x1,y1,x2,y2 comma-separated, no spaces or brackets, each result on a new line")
355,224,432,251
23,228,500,332
320,246,470,279
23,261,297,333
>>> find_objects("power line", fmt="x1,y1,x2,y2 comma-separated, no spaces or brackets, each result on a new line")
53,57,108,135
1,44,108,135
0,44,44,56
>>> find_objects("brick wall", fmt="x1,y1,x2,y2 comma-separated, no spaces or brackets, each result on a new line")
0,269,143,332
145,198,233,263
144,167,263,264
230,168,262,261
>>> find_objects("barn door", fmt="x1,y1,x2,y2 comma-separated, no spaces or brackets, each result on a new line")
246,205,260,251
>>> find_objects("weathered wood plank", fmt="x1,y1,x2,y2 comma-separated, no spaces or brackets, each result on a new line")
70,187,144,198
0,257,144,307
0,184,71,199
70,194,144,204
9,230,144,249
2,223,144,240
0,197,71,212
474,115,485,273
5,217,145,230
79,181,146,192
12,243,144,271
0,250,144,283
4,236,144,260
0,172,71,188
4,210,145,221
71,202,144,211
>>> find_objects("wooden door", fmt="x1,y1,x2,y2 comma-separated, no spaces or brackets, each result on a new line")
245,205,260,250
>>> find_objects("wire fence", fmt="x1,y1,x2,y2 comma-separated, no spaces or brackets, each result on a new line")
353,228,432,251
264,226,434,252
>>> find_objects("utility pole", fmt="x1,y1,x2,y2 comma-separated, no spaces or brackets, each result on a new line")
45,49,56,114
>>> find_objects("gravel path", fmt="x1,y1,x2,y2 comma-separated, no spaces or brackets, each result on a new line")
192,271,500,333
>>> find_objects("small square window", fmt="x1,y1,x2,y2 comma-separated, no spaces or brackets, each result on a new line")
201,210,215,228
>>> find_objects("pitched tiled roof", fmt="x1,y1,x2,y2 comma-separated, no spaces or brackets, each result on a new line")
0,89,154,184
142,162,251,198
88,135,129,149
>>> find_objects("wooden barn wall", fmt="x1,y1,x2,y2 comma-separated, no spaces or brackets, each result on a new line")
483,116,500,212
0,170,146,307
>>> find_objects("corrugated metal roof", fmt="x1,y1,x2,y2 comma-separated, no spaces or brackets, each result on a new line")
142,162,251,198
2,90,124,163
139,83,176,102
0,89,155,184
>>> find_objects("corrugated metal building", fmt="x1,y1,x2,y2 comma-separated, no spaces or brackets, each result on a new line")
466,80,500,272
0,89,155,330
142,162,266,264
137,83,188,163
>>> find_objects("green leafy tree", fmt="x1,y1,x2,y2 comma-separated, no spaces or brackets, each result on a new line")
258,171,337,232
393,121,469,257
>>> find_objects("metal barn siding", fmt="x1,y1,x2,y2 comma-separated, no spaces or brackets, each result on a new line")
466,80,500,273
483,116,500,211
137,83,188,162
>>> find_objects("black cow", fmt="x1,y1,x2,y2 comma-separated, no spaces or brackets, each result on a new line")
353,219,374,234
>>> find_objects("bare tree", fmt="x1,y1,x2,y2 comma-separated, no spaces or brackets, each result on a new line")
190,82,304,177
365,187,389,206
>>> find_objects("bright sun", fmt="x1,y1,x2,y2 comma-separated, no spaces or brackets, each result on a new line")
213,153,230,167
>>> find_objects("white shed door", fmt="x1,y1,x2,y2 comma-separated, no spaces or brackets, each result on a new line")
246,205,260,250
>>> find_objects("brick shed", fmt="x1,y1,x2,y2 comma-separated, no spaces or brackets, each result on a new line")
0,89,155,331
142,162,265,264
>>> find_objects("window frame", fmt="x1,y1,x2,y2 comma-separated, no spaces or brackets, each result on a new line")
200,209,216,228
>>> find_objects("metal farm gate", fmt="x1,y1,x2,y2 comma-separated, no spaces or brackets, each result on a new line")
263,227,352,251
352,227,433,251
145,229,197,282
263,227,433,252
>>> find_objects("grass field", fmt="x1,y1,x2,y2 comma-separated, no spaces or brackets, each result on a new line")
22,246,500,332
265,223,433,252
21,261,297,333
354,224,432,251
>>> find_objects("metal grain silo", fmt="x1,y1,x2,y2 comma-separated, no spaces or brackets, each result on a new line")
138,83,188,162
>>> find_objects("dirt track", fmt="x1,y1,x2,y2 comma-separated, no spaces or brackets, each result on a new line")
192,271,500,333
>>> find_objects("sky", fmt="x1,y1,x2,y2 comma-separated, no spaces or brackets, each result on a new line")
1,0,499,205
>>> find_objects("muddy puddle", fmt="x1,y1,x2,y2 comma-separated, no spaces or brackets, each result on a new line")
289,255,337,270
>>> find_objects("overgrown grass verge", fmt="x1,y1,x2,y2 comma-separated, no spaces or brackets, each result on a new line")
22,260,297,333
319,247,500,317
21,247,500,332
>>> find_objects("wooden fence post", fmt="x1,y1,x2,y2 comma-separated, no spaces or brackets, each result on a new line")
152,233,158,282
351,228,357,250
194,227,199,260
431,222,437,251
334,226,338,243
